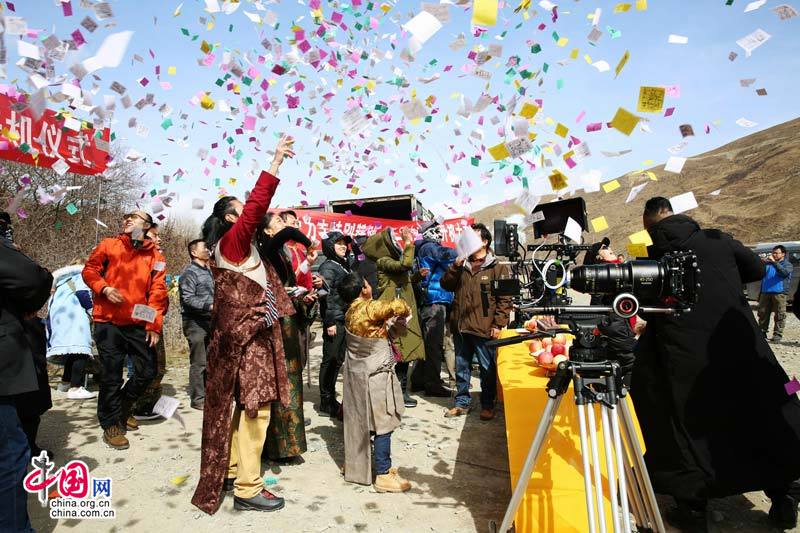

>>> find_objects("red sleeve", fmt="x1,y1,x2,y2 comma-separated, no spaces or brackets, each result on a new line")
146,254,169,334
82,239,110,296
219,171,280,263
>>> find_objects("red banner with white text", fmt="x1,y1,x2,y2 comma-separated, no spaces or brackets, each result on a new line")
287,209,473,249
0,93,110,176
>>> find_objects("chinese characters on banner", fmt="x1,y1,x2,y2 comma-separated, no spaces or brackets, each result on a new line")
282,209,473,249
0,93,110,176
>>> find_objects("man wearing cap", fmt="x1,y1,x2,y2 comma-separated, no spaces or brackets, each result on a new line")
411,221,458,397
83,210,168,450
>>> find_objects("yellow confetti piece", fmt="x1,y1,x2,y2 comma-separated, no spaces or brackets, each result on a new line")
570,48,579,60
519,102,539,118
642,159,654,166
645,171,658,181
591,216,609,233
563,150,574,160
171,475,189,486
167,66,177,75
555,123,569,138
351,186,360,195
472,0,499,26
636,86,665,113
544,116,555,126
628,229,653,246
614,3,632,13
489,143,510,160
636,0,648,10
200,40,211,55
584,54,592,64
602,179,621,193
627,243,649,258
228,178,237,185
614,50,630,78
610,107,640,136
200,94,215,110
556,37,569,47
548,170,568,191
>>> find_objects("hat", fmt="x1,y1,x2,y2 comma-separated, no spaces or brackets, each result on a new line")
583,237,611,266
418,220,439,234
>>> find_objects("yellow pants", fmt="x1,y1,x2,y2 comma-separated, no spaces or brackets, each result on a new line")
227,404,270,499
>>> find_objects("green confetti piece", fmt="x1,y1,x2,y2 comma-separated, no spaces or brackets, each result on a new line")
522,177,529,189
180,28,189,36
161,118,173,130
18,143,30,153
513,165,523,176
470,157,480,167
531,44,542,54
552,31,560,42
374,104,388,113
226,137,234,145
556,79,564,90
150,189,157,197
242,77,252,86
543,63,549,73
424,116,432,123
65,203,78,215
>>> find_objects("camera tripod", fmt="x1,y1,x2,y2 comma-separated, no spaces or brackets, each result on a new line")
489,360,665,533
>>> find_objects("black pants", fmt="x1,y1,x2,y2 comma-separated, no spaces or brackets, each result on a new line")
0,398,32,532
184,317,211,407
62,354,90,388
94,323,156,430
411,304,447,390
319,323,346,409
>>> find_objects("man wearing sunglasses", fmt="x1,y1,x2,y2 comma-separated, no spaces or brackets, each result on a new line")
83,210,168,450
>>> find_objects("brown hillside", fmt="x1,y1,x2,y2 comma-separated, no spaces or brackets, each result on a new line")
473,117,800,253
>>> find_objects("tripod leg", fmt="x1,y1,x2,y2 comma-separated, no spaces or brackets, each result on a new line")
600,406,621,533
619,412,656,529
577,404,598,533
586,403,607,533
611,408,631,533
621,448,647,530
497,395,563,533
619,400,665,533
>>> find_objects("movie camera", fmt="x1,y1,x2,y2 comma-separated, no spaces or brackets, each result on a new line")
486,197,701,362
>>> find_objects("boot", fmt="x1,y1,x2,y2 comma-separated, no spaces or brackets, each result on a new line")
666,502,708,533
233,489,285,512
121,397,138,431
396,363,417,408
103,425,130,450
769,495,798,529
374,467,411,493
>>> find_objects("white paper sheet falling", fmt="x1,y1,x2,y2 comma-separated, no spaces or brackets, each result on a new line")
669,192,699,214
564,217,584,243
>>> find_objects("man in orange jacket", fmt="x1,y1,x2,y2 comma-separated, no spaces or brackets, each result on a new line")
82,210,168,450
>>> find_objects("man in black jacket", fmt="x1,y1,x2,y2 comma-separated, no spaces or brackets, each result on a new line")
633,197,800,531
0,236,52,532
317,231,354,418
179,239,215,410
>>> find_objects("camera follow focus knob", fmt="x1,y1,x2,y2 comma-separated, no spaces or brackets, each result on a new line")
613,293,639,319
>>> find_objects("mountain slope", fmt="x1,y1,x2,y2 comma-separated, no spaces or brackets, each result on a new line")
473,117,800,252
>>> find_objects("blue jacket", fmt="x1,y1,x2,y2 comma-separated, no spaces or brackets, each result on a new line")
46,265,94,357
415,239,458,305
760,258,793,295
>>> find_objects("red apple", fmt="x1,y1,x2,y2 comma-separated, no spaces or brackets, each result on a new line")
542,337,553,347
551,343,565,356
554,333,568,345
529,339,544,352
538,351,554,365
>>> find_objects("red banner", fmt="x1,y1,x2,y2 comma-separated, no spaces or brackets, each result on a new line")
0,93,110,176
287,209,473,249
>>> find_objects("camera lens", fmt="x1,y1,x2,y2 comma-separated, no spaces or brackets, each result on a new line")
570,261,666,302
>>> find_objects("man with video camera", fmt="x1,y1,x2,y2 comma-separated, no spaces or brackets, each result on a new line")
632,197,800,531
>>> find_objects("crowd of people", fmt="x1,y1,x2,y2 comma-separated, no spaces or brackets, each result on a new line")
1,136,799,531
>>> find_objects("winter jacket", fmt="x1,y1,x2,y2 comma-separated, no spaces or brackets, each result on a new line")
179,261,215,320
415,239,458,306
363,228,426,362
0,237,52,397
318,231,354,328
46,265,93,357
82,233,169,333
633,214,800,501
440,253,512,339
760,257,793,295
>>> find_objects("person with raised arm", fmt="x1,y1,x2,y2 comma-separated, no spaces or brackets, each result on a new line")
191,135,296,515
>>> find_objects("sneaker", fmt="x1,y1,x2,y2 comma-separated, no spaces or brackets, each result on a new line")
66,387,97,400
233,489,285,512
479,408,495,421
103,426,130,450
424,384,453,398
445,406,470,418
126,416,139,431
768,495,798,530
403,392,418,408
56,382,71,393
771,335,783,343
191,401,205,411
374,467,411,493
133,410,162,421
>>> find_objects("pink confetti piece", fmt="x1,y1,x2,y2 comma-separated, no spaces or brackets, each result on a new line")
243,116,256,130
586,122,602,132
575,110,586,123
138,77,149,87
71,29,85,47
786,377,800,396
62,0,73,16
332,12,343,24
664,107,675,117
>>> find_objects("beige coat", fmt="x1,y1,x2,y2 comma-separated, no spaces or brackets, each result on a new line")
342,330,404,485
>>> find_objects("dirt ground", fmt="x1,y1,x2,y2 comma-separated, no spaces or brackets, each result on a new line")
29,313,800,533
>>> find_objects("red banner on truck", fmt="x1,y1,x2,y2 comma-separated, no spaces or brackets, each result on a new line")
0,93,110,176
286,209,473,249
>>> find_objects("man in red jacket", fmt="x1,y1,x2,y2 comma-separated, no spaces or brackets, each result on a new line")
83,210,168,450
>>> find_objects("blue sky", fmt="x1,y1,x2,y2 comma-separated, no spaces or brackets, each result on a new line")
8,0,800,223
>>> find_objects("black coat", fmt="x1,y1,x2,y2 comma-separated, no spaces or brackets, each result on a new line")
632,215,800,501
0,238,53,397
16,317,53,420
318,231,353,328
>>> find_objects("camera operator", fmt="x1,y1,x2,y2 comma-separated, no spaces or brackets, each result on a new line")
632,197,800,531
581,238,636,377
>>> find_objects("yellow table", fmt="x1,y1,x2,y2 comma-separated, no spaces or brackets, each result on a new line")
497,330,645,533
